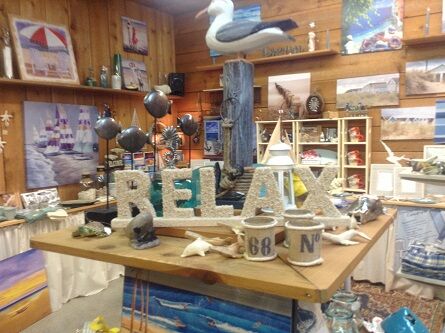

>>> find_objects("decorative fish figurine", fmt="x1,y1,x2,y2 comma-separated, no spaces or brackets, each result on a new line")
322,229,371,246
181,238,212,257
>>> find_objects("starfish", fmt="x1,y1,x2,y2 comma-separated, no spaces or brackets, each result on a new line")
1,110,13,127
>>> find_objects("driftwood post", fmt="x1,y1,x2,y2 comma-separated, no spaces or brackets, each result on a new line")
223,59,254,168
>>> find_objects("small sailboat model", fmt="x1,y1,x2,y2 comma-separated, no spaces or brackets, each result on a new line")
260,116,296,164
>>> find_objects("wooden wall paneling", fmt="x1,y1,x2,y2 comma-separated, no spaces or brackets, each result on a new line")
108,0,125,59
143,7,159,88
161,12,175,73
124,0,145,63
45,0,69,26
88,0,111,82
20,0,45,19
0,86,26,193
69,0,92,83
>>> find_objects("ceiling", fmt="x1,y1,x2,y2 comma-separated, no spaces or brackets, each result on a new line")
141,0,209,16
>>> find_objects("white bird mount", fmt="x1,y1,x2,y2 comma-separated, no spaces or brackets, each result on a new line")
381,140,407,166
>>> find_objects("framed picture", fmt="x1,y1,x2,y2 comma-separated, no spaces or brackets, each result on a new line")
23,102,98,189
9,15,79,84
406,58,445,95
424,145,445,195
121,59,149,91
369,164,395,197
393,167,424,198
121,16,148,55
381,107,435,140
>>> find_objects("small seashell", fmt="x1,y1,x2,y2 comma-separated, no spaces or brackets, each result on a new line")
181,238,212,258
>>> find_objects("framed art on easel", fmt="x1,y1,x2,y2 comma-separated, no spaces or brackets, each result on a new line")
8,15,79,84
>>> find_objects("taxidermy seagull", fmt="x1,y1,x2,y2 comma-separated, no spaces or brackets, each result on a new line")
196,0,298,55
380,140,407,166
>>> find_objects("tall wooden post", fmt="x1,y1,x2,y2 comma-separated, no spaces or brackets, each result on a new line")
223,59,254,168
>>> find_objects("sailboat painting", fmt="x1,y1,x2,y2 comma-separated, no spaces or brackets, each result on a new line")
23,101,98,188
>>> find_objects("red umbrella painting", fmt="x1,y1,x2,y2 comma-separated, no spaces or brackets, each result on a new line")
20,24,67,50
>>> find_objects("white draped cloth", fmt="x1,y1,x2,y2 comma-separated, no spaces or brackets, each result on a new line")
0,213,124,311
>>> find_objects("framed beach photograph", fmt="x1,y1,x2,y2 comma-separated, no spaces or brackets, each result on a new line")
23,101,98,189
9,15,79,84
381,107,435,140
122,16,148,55
336,74,399,109
122,59,149,91
341,0,403,55
268,73,311,120
406,58,445,95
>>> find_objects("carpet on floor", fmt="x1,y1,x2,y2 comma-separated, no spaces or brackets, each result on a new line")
352,280,445,333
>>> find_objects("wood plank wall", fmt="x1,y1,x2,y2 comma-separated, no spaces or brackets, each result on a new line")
0,0,175,199
172,0,440,165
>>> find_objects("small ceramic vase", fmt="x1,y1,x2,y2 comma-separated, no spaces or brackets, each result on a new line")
242,216,277,261
282,209,315,248
285,211,324,266
4,206,16,220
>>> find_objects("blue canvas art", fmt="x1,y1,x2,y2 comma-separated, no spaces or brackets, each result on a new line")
435,100,445,144
23,101,98,188
122,276,292,332
209,4,261,57
341,0,404,54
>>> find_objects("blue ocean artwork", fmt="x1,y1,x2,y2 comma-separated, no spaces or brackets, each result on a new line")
435,100,445,143
122,276,291,333
209,4,261,57
342,0,403,54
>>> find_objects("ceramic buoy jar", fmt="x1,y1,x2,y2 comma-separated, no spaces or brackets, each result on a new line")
242,216,277,261
285,211,324,266
282,209,316,248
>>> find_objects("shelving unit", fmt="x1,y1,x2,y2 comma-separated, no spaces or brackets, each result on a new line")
256,117,372,193
403,35,445,47
400,173,445,185
340,117,372,193
397,268,445,287
196,49,338,71
0,77,182,99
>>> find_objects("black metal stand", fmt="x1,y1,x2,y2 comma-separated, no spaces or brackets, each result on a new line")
153,119,157,172
85,138,117,227
188,137,192,167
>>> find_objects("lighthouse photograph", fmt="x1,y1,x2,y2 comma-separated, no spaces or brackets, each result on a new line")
23,101,98,188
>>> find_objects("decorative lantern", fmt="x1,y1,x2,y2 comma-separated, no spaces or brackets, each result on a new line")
266,142,296,209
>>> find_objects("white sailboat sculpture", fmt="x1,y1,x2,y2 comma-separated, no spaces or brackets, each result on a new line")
73,108,94,154
260,117,295,164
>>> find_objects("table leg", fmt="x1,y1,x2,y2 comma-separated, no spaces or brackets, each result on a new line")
344,274,352,292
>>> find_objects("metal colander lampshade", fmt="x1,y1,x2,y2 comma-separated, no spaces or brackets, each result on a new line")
266,142,296,209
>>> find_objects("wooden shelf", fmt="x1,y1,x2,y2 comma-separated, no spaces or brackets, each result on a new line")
203,85,261,92
299,142,337,145
403,34,445,46
196,49,338,71
400,173,445,185
299,164,338,168
344,142,366,145
0,77,182,99
397,268,445,287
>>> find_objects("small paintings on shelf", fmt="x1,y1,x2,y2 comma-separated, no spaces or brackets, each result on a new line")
121,59,149,92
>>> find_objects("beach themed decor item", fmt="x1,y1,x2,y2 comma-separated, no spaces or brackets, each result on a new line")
336,74,399,109
1,26,13,79
94,106,121,140
322,229,371,246
0,249,51,332
161,126,180,168
121,59,149,91
268,73,310,120
266,142,296,210
348,127,365,142
144,89,171,119
406,58,445,95
380,140,406,166
241,167,284,217
125,212,159,250
9,15,79,83
117,111,148,154
242,216,277,261
436,101,445,144
196,0,297,55
23,102,98,189
350,196,384,224
341,0,403,55
381,107,435,140
199,167,233,217
282,209,316,247
72,221,112,238
285,213,324,266
381,307,428,333
306,91,324,119
3,206,16,220
162,168,194,218
308,22,316,52
181,238,212,257
121,16,148,56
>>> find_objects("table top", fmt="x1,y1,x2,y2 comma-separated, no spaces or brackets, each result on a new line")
30,209,395,303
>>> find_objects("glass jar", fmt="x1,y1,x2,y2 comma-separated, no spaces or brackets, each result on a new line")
95,166,106,196
99,65,109,88
325,305,359,333
332,290,362,328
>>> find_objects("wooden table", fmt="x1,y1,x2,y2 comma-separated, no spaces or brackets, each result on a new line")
31,210,395,332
